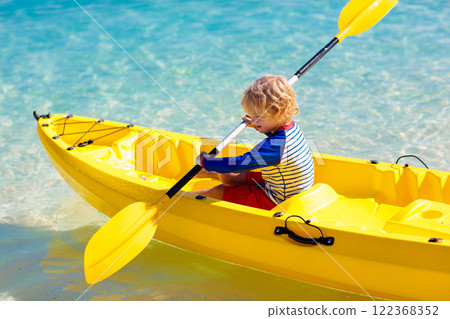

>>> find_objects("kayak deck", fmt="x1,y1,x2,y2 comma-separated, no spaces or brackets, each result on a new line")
65,115,450,240
36,113,450,300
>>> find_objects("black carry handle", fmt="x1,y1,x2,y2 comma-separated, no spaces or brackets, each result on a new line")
275,226,334,246
274,215,334,246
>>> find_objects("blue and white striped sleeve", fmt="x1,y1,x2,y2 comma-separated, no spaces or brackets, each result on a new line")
202,136,285,173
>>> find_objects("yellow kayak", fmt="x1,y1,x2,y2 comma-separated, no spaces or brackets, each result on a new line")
35,112,450,300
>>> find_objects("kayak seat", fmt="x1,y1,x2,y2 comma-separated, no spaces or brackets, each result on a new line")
383,199,450,239
274,183,340,214
273,184,386,227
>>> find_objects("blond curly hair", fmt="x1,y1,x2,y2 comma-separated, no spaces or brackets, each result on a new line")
241,75,299,124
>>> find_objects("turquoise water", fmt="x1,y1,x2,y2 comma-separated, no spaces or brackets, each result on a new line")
0,0,448,301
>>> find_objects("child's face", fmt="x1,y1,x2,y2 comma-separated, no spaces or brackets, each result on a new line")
248,112,282,134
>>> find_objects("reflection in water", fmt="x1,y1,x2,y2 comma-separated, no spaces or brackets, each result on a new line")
32,225,373,301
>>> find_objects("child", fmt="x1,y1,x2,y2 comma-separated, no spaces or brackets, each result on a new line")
195,75,314,210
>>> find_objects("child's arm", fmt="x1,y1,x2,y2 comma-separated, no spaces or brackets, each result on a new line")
199,137,285,174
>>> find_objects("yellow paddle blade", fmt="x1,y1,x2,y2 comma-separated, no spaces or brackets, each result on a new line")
84,201,162,284
336,0,398,41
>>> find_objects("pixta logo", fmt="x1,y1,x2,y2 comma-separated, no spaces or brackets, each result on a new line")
135,129,174,175
133,129,326,176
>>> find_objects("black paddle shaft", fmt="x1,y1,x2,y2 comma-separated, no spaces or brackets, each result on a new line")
166,147,220,199
293,38,339,80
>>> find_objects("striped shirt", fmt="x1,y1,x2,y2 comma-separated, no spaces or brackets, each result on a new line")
201,121,314,204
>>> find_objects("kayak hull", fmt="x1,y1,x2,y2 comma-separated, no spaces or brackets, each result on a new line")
36,114,450,300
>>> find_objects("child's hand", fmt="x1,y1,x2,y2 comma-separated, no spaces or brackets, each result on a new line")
196,151,210,166
196,168,219,179
242,114,256,128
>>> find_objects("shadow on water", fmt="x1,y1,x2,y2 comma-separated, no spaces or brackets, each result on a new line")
0,223,376,301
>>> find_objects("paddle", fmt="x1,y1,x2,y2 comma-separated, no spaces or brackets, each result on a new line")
84,121,248,284
287,0,398,86
84,0,397,284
